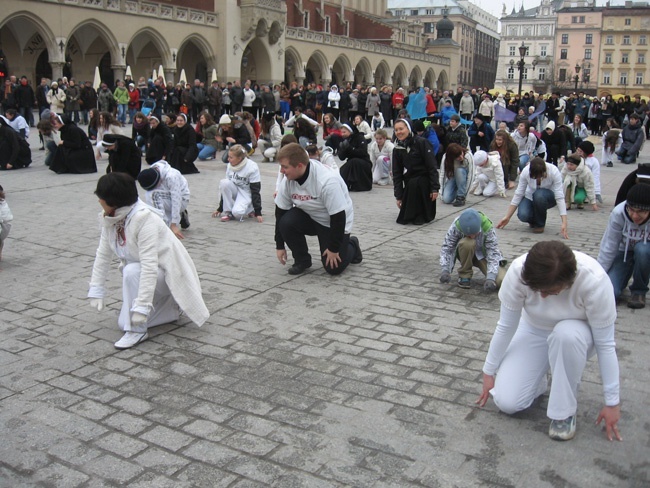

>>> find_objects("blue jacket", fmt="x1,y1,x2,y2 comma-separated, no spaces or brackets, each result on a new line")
467,121,495,149
423,127,440,155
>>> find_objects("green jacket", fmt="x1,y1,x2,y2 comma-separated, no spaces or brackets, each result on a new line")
114,87,129,105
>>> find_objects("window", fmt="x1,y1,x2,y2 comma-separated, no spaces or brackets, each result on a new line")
560,49,568,60
622,53,629,63
623,35,631,45
639,53,646,64
394,9,404,16
636,72,644,84
559,69,567,82
640,35,647,45
606,35,613,45
620,72,628,85
507,66,514,80
411,9,418,15
561,34,569,44
523,68,528,80
302,11,310,29
585,49,592,60
586,33,593,44
324,15,331,33
538,67,546,81
424,22,435,34
508,27,517,36
583,69,590,83
426,9,435,15
605,52,612,63
509,46,516,56
572,16,585,23
344,20,350,37
540,45,547,57
624,18,631,25
603,72,611,84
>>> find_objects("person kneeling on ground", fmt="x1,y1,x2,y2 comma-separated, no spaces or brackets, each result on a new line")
439,208,507,291
212,144,263,223
137,160,191,240
560,154,598,211
88,173,209,350
470,150,507,198
598,184,650,309
102,134,143,180
477,240,622,442
274,143,362,275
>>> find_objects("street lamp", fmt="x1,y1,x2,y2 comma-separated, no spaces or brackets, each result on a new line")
517,42,527,96
574,63,581,92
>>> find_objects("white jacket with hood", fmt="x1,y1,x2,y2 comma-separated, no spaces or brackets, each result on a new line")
598,201,650,271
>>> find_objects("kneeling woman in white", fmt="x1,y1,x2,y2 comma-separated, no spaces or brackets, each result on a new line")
88,173,209,349
477,241,622,442
213,144,263,223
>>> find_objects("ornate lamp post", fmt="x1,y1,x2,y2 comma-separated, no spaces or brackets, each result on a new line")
517,42,527,96
574,63,581,92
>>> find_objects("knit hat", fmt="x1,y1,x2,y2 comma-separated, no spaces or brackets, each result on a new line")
457,209,482,235
137,168,160,190
545,121,555,131
412,120,426,133
218,114,232,125
577,140,594,156
626,184,650,211
473,150,488,166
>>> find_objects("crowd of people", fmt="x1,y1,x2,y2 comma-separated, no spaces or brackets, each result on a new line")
1,72,648,444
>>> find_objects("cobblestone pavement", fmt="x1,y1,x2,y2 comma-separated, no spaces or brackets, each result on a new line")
0,126,648,487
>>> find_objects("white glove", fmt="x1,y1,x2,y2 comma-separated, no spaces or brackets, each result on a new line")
90,298,104,311
131,312,148,326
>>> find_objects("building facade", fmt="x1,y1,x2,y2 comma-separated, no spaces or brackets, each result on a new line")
554,4,602,96
598,3,650,97
386,0,500,88
0,0,453,91
495,0,563,94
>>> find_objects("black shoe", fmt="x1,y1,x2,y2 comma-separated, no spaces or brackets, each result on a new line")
606,162,613,167
288,262,312,275
180,210,190,229
350,236,363,264
39,147,45,151
452,197,466,207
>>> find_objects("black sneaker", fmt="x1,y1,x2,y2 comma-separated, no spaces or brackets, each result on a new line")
288,262,312,275
180,210,190,229
350,236,363,264
452,197,466,207
606,161,613,167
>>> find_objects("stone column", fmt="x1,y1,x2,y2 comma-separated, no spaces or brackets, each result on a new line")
112,65,126,83
50,62,65,82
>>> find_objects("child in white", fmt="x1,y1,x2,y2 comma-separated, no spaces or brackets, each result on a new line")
371,112,385,132
0,184,13,261
214,144,263,222
368,129,394,185
560,154,597,211
353,114,373,140
575,140,602,203
471,150,506,198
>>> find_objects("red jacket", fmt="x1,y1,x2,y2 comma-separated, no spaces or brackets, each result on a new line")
128,88,140,109
426,94,437,115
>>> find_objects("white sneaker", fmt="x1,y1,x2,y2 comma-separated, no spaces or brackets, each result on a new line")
114,331,149,350
549,415,576,441
473,187,483,196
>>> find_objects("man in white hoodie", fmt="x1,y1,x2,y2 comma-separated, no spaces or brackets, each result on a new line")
598,184,650,309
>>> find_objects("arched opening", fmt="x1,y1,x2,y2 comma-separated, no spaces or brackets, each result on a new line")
99,52,114,88
374,61,391,87
393,63,408,89
284,47,302,85
424,68,436,89
437,70,449,91
241,37,271,84
409,66,422,90
332,54,350,86
66,21,118,86
35,50,52,83
178,35,213,84
127,29,169,85
306,51,330,86
354,57,372,86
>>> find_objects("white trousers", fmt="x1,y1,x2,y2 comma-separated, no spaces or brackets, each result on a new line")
219,179,252,219
258,140,278,160
119,263,180,333
476,173,499,197
147,190,189,227
491,319,595,420
372,155,391,183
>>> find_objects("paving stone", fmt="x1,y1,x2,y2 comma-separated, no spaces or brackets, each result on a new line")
94,431,149,458
84,454,143,483
139,425,194,452
133,447,192,476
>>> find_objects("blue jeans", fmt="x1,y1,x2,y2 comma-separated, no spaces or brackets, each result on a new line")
442,167,468,204
135,135,146,153
616,148,637,165
517,188,556,229
606,243,650,298
518,154,530,172
197,143,217,160
117,104,127,124
128,108,137,123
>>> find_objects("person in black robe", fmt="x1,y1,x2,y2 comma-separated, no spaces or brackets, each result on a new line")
49,113,97,174
0,116,31,170
102,134,142,180
146,115,174,165
392,118,439,225
169,113,199,174
338,123,372,192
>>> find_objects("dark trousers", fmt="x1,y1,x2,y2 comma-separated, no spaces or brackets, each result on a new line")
278,207,354,275
517,189,557,229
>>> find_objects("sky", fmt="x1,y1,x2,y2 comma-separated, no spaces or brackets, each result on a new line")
474,0,624,21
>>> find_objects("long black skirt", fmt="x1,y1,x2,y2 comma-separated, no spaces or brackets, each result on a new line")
339,158,372,192
396,175,436,225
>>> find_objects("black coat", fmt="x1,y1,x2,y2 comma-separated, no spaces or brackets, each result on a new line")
338,129,372,192
170,124,199,174
14,84,35,109
106,135,142,179
49,123,97,174
0,123,31,169
146,122,174,164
